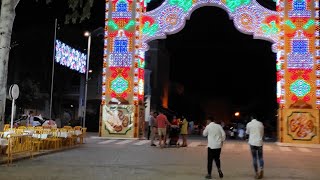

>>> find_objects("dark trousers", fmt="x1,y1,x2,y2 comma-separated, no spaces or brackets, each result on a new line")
250,145,264,173
207,147,221,175
147,126,151,140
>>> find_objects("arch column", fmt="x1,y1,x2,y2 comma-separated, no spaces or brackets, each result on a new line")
277,0,320,144
99,0,145,138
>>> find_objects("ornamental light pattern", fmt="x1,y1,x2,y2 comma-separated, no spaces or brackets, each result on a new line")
102,0,319,142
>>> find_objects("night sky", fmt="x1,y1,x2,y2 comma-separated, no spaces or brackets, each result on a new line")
10,1,278,119
164,7,277,109
145,4,278,119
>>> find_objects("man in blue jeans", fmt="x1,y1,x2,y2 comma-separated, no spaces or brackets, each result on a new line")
246,114,264,179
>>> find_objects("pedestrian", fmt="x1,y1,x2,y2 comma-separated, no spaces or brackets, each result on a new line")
147,112,153,140
150,112,158,146
27,111,34,126
180,115,188,147
238,128,245,140
246,114,264,179
203,116,225,179
156,112,171,148
188,120,194,134
172,116,179,125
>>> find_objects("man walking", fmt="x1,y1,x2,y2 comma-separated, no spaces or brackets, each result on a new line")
203,116,225,179
246,114,264,179
150,112,158,146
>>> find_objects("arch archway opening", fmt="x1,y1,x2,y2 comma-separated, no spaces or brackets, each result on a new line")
145,6,278,138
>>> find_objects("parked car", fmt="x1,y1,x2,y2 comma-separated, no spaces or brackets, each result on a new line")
14,114,46,127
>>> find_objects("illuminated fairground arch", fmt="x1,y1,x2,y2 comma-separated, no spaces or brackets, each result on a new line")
100,0,320,144
141,0,279,50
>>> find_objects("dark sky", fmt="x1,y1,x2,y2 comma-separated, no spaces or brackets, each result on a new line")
159,6,277,114
149,2,277,118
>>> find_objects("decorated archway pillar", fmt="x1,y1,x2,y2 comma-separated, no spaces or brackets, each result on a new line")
99,0,146,138
277,0,320,144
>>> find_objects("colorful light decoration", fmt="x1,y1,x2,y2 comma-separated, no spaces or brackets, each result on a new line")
111,77,129,94
55,40,87,74
290,79,311,97
101,0,144,138
102,0,319,142
283,0,316,109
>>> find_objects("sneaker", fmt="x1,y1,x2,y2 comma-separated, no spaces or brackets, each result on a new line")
255,172,260,179
150,144,156,146
205,174,212,179
218,170,223,178
258,170,263,179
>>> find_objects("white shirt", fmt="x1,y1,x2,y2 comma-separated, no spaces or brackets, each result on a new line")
203,122,226,149
246,119,264,146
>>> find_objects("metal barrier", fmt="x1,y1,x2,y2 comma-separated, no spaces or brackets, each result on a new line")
7,134,32,164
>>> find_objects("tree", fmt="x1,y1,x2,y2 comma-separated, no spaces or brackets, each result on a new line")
0,0,94,128
16,78,41,110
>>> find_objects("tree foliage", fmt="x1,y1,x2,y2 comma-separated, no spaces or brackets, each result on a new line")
65,0,94,24
33,0,94,24
16,78,41,109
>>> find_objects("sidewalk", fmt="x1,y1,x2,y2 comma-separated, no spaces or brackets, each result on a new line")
0,132,101,165
0,144,80,165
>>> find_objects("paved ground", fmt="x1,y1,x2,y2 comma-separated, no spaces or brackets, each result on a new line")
0,133,319,180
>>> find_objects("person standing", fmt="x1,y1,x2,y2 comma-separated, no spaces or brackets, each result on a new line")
172,116,179,125
203,116,225,179
156,112,171,148
180,116,188,147
150,112,158,146
27,111,34,126
188,120,194,134
246,114,264,179
147,112,153,140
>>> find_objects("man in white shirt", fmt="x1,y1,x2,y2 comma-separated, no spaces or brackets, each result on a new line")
246,114,264,179
203,116,226,179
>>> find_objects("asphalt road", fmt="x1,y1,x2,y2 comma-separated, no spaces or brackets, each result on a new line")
0,133,319,180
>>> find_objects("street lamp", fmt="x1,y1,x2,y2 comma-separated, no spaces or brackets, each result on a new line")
83,31,91,128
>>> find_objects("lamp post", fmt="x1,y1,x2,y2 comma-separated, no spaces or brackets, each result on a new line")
49,18,58,120
83,31,91,128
